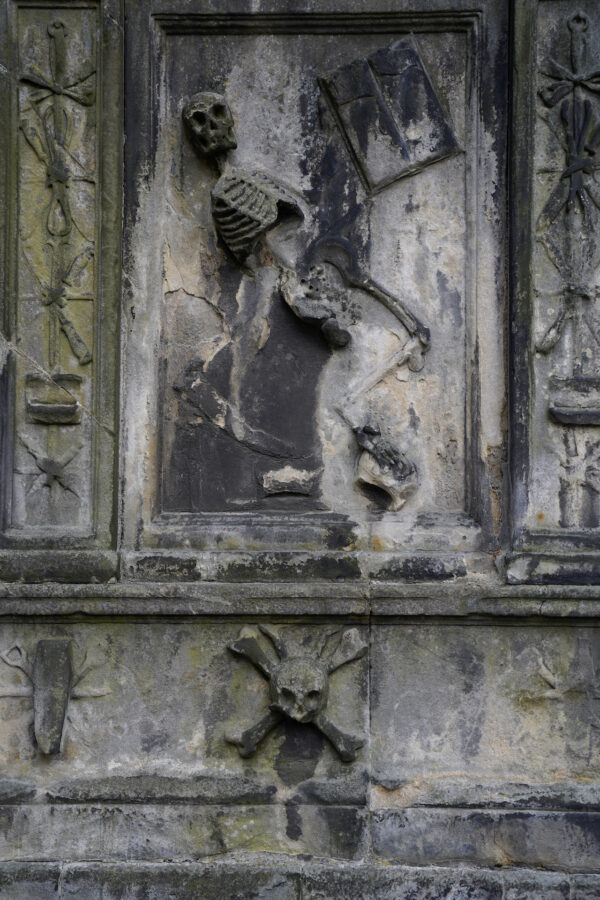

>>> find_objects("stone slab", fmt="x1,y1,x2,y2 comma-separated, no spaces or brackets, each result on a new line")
1,861,593,900
373,808,600,870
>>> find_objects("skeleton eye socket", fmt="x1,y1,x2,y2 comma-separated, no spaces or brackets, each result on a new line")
281,688,295,702
212,103,227,118
193,110,207,125
306,690,321,703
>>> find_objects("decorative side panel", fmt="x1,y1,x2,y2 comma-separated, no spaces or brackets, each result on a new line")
14,9,96,529
0,1,121,554
510,0,600,582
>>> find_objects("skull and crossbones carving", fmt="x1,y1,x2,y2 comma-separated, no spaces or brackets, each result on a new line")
226,625,367,761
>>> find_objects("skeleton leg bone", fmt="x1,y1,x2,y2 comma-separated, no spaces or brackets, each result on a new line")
228,627,277,678
226,709,283,757
323,628,368,674
313,711,364,762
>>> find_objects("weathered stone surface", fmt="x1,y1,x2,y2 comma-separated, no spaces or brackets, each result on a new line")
373,808,600,870
0,0,121,564
0,804,367,862
371,624,600,793
4,861,593,899
0,778,35,803
511,0,600,579
573,875,600,899
58,863,302,899
0,862,60,899
0,620,369,862
0,0,599,890
503,872,571,900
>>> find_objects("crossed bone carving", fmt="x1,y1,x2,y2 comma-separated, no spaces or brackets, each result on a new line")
226,626,367,762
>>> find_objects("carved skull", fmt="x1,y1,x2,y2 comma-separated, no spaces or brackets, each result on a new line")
269,656,329,724
182,92,237,157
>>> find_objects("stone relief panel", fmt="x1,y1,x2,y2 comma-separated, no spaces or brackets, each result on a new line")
0,621,369,862
318,38,461,194
519,1,600,542
161,28,465,528
0,2,120,553
122,10,506,555
11,10,96,529
227,625,367,761
371,625,600,800
371,623,600,869
0,619,598,866
0,638,109,755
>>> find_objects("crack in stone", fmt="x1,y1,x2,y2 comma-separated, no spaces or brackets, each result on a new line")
0,333,114,436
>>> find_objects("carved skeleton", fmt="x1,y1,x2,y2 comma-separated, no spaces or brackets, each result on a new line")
182,92,427,353
183,92,302,262
226,626,367,761
181,90,428,509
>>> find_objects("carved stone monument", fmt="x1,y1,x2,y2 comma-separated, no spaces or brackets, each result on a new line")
0,0,599,896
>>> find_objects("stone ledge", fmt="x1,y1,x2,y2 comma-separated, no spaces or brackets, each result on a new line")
0,552,118,584
0,550,495,585
2,805,600,871
2,579,600,617
0,771,368,808
0,803,368,863
3,775,599,812
506,554,600,586
1,859,599,899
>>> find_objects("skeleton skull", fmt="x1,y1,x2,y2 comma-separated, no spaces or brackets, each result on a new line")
269,656,329,724
182,92,237,157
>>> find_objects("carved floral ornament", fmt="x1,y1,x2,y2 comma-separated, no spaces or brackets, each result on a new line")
226,626,367,762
